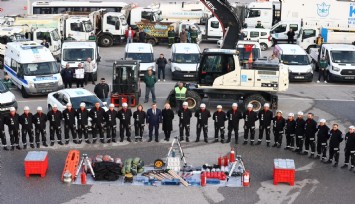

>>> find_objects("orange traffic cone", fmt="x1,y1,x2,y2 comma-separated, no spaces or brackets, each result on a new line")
248,52,253,64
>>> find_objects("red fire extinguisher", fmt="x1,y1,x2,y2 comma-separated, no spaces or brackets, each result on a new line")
218,155,222,166
201,172,206,186
230,148,235,162
242,171,250,187
81,169,87,185
223,155,229,166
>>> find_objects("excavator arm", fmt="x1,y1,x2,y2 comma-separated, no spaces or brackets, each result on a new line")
200,0,241,49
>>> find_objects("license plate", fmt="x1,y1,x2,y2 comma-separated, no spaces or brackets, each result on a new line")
294,76,304,79
184,75,194,77
139,73,144,76
345,76,354,79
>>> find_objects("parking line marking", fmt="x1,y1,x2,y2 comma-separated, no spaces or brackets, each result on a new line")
279,97,355,102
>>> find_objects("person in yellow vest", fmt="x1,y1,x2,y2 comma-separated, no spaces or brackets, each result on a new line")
174,82,187,112
316,34,324,47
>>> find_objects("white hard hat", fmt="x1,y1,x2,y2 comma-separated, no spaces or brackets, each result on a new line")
276,110,282,114
232,103,238,107
247,104,253,108
109,104,115,108
320,119,326,123
183,102,188,106
288,113,294,117
264,103,270,107
37,106,42,111
52,104,58,108
200,103,206,108
9,107,16,112
217,105,222,109
24,106,30,111
297,111,304,116
349,126,355,130
66,103,72,107
80,103,86,107
122,103,128,107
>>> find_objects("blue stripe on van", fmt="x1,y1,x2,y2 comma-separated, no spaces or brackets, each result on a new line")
4,64,28,85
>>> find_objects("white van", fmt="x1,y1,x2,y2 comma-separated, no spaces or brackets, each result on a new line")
124,43,155,77
4,41,63,97
273,44,313,82
241,28,272,51
169,43,200,80
61,41,101,81
271,21,300,43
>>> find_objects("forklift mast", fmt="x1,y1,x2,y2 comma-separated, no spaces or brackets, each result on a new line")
200,0,241,49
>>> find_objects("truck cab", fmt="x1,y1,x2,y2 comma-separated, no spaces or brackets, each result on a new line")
244,1,280,29
61,40,100,81
204,17,223,41
124,43,155,77
4,41,64,98
169,43,200,80
65,16,93,41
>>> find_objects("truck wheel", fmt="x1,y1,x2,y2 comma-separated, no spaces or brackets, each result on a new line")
260,43,268,51
0,56,4,69
21,86,29,98
99,35,113,47
186,90,201,111
147,39,156,45
245,95,266,112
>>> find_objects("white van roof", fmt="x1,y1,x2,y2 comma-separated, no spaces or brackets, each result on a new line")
125,43,153,53
6,41,55,63
62,41,97,49
172,43,200,54
275,44,306,55
321,44,355,51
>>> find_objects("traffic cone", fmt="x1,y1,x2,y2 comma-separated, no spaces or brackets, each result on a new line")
248,52,253,64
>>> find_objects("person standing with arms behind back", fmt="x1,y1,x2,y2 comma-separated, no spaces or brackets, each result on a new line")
143,68,157,103
162,103,174,142
75,63,85,87
94,78,110,103
156,54,167,82
61,64,74,88
287,28,295,44
146,103,162,142
317,56,328,83
133,104,146,142
180,28,188,43
326,123,343,167
257,103,273,146
195,103,211,143
84,57,96,85
226,103,243,144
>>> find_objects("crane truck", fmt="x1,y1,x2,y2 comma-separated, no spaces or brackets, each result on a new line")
166,0,289,111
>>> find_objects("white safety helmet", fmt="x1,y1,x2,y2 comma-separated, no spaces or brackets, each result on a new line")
37,106,42,111
24,106,30,111
52,104,58,108
264,103,270,107
319,119,326,123
80,103,86,107
276,110,282,114
247,104,253,108
109,104,115,108
349,126,355,130
9,107,16,112
297,111,304,116
217,105,222,109
288,113,294,117
232,103,238,107
200,103,206,108
66,103,72,107
183,102,188,106
122,103,128,107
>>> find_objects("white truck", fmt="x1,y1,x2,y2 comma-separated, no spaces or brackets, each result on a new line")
310,44,355,82
203,17,224,41
244,0,281,29
122,5,163,29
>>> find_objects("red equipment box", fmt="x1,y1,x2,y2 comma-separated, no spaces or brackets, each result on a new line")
24,151,48,178
273,159,295,186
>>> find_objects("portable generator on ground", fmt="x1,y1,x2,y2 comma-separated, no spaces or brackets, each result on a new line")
111,60,141,107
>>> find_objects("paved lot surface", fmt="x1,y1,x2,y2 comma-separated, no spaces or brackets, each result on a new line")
1,1,355,204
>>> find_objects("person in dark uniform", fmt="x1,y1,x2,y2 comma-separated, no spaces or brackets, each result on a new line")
303,113,318,158
20,106,34,149
118,103,132,142
89,102,106,144
285,113,296,150
47,104,63,146
133,104,146,142
62,103,78,144
195,103,210,143
295,111,306,153
316,119,330,161
105,104,118,143
326,124,343,167
76,103,90,144
0,113,8,151
341,126,355,170
162,103,174,142
243,104,258,145
33,106,48,148
257,103,273,146
213,105,227,143
178,102,192,142
146,103,162,142
5,107,21,150
272,110,285,148
227,103,243,144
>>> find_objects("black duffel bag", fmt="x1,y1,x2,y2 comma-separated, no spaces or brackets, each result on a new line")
93,161,122,181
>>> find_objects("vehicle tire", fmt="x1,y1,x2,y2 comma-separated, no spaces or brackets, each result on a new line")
260,43,268,51
244,94,266,112
0,56,4,69
185,90,201,111
326,72,333,83
147,38,156,46
21,86,29,98
99,35,113,47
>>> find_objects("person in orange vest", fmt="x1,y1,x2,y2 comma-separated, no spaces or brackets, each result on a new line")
316,34,324,47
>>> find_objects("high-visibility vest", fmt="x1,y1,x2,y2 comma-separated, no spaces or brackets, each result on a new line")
175,87,187,100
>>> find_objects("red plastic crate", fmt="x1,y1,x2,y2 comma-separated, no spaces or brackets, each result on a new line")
273,168,295,186
24,151,48,178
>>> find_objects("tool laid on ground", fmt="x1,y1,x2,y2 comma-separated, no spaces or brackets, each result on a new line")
226,155,245,183
75,154,95,180
61,150,80,182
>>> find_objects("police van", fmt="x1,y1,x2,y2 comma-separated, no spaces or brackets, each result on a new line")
124,43,155,77
169,43,200,80
4,41,63,98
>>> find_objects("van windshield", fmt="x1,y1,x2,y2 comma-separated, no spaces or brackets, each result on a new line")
237,48,260,60
63,48,94,61
126,53,154,63
173,54,200,63
22,62,59,76
281,55,310,65
330,51,355,63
